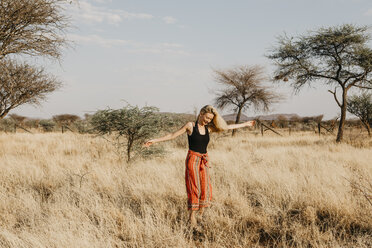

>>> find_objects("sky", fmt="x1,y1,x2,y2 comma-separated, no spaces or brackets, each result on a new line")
12,0,372,120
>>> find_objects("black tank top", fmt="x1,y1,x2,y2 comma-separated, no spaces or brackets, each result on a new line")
187,121,210,154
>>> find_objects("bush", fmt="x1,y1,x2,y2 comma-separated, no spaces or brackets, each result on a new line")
0,118,15,132
73,119,93,134
91,105,171,162
24,118,40,129
39,119,56,132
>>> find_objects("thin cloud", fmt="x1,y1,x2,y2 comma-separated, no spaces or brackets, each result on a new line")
68,34,129,48
68,33,189,55
129,43,189,55
70,1,153,25
91,0,112,3
127,47,189,56
364,8,372,16
162,16,177,24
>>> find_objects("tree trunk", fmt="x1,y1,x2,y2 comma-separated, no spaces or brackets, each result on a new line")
127,141,132,162
336,89,347,143
362,120,371,137
232,107,243,136
127,135,134,162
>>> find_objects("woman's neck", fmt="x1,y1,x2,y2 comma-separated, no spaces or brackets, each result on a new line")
197,119,204,127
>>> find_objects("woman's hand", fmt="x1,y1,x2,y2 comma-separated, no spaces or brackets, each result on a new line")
246,120,255,127
227,120,256,130
143,140,155,147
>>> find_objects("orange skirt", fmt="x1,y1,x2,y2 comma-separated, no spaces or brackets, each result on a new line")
185,150,212,211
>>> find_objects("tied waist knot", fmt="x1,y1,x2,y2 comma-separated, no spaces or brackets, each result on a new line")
187,150,210,168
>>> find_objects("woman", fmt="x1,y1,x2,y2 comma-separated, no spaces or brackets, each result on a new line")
144,105,255,226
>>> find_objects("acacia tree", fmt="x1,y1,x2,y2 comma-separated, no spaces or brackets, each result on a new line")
53,114,81,126
213,65,281,136
9,114,28,125
91,105,169,162
0,60,61,119
347,92,372,136
0,0,69,59
0,0,70,119
268,24,372,142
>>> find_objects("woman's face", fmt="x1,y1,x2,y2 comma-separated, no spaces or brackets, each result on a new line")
199,112,214,125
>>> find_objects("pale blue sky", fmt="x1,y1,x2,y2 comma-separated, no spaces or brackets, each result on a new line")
13,0,372,119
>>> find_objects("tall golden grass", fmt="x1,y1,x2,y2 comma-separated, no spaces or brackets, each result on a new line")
0,131,371,247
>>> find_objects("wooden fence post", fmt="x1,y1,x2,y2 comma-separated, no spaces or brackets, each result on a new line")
261,123,264,136
258,121,283,137
64,126,75,133
318,123,321,136
14,124,33,134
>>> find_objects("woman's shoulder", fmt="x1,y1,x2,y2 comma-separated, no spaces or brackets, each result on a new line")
184,122,194,134
185,121,194,129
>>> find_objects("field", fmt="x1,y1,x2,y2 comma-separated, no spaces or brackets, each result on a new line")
0,131,371,247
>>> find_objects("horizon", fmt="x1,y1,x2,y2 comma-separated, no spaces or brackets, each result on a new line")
5,110,357,122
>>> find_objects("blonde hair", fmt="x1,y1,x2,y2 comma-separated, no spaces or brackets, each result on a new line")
198,105,228,132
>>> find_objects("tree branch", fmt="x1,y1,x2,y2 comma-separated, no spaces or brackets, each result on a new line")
353,84,372,90
309,72,340,84
344,73,364,85
328,88,342,107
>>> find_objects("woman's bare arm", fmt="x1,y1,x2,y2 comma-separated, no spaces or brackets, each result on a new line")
227,120,255,130
144,122,193,147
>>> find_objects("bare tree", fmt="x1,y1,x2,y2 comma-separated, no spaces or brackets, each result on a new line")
267,24,372,142
213,65,281,135
0,0,70,119
0,60,61,119
0,0,69,59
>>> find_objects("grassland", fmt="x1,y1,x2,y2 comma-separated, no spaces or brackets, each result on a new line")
0,131,371,247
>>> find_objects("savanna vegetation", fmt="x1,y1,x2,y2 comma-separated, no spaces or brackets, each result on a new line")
0,130,370,247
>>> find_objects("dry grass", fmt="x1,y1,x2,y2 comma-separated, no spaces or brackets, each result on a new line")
0,131,371,247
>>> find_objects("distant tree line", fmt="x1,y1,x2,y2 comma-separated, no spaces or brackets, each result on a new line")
0,113,88,133
1,111,367,134
0,110,196,134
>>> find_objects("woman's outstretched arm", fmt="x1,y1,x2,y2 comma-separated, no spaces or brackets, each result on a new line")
143,122,193,147
227,120,255,130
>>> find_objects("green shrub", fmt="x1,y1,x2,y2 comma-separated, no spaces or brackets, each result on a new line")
91,105,171,162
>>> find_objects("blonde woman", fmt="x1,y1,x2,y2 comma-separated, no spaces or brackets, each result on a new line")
144,105,255,226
